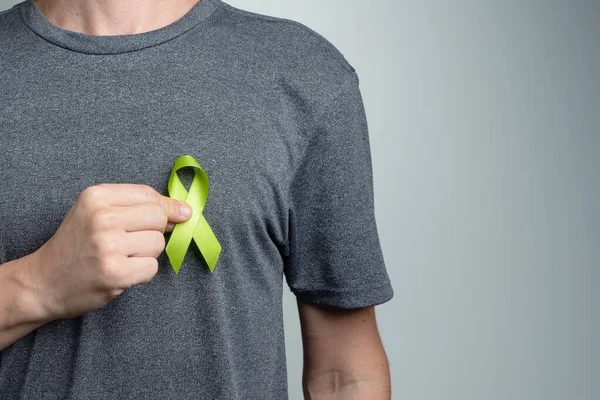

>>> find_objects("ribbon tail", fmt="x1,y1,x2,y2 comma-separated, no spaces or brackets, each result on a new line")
192,215,222,272
165,220,195,275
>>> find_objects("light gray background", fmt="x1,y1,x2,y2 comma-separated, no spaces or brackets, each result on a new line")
1,1,597,399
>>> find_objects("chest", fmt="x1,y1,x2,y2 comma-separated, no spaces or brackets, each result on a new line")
0,60,293,263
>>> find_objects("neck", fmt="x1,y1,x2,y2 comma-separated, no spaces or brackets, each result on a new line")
33,0,201,36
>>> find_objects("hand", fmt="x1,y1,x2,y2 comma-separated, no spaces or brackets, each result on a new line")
22,183,192,320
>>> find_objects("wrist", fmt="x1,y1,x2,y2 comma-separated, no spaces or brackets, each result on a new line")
9,250,56,325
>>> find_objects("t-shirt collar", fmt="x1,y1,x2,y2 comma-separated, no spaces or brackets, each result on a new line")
19,0,222,55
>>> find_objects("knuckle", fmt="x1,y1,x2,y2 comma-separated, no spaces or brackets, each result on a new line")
147,257,159,276
143,231,165,258
139,184,154,192
152,231,166,253
147,203,168,229
157,206,169,226
81,185,105,205
135,258,159,285
98,258,123,284
144,188,161,205
90,232,119,255
167,199,178,216
77,186,107,218
88,209,115,232
145,258,159,282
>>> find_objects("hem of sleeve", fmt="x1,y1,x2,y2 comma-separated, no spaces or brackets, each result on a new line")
291,280,394,309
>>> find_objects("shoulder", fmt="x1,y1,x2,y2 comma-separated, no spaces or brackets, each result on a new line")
0,2,21,26
0,3,25,59
216,1,354,73
212,0,358,123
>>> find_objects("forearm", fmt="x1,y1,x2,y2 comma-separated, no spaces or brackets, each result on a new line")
299,303,392,400
302,354,391,400
0,252,52,351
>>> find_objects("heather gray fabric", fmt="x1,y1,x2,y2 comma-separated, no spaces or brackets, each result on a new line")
0,0,394,398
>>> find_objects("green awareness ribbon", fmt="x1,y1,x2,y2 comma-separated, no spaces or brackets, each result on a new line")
164,155,222,274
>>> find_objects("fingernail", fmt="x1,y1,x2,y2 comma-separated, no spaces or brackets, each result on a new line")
179,201,191,216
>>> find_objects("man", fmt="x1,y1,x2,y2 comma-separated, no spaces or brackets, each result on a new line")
0,0,394,398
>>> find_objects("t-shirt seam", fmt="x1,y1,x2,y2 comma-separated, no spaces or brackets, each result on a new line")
312,71,358,124
218,0,355,74
283,70,358,256
0,4,18,19
0,8,14,17
291,69,357,174
127,1,226,55
291,278,392,297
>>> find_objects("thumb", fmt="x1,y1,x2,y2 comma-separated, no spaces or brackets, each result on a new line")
162,195,192,223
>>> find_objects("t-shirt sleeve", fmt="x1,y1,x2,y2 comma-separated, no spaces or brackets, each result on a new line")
283,70,394,309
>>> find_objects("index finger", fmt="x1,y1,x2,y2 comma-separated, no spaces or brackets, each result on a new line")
94,183,191,222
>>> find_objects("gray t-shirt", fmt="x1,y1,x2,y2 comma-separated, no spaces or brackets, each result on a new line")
0,0,394,398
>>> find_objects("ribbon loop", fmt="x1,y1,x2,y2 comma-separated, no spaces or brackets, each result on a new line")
165,155,221,274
